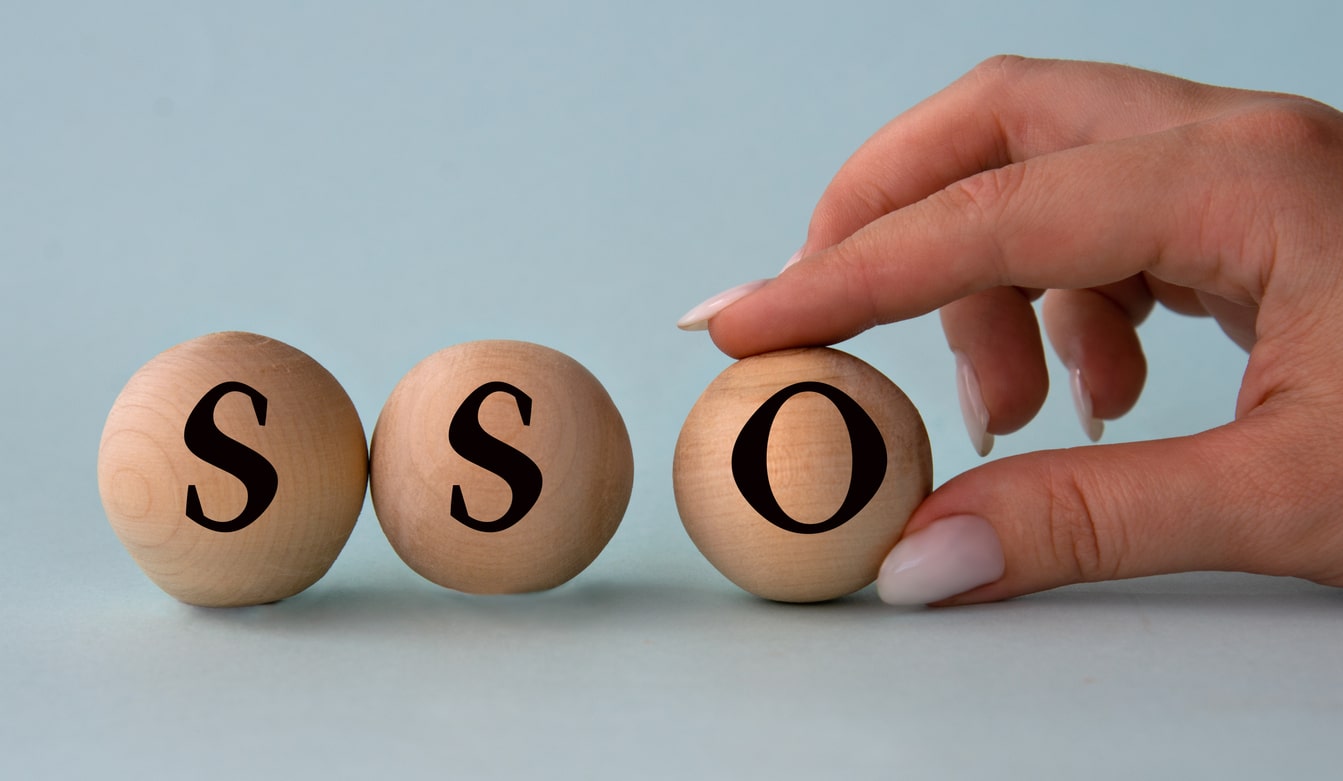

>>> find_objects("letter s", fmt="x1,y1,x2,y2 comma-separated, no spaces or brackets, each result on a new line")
448,381,544,533
183,381,280,533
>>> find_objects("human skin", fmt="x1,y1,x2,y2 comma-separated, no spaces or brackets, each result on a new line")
678,56,1343,605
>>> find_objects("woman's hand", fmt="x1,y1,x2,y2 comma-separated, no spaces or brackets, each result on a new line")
678,56,1343,605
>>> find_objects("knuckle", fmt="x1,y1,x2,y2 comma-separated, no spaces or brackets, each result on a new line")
942,164,1026,219
822,237,885,332
1195,97,1343,294
1229,96,1343,152
1200,97,1343,209
931,165,1030,283
818,173,902,231
1041,459,1127,583
967,54,1031,86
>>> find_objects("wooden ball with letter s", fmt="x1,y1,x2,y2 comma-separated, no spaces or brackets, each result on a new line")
97,332,369,607
370,340,634,594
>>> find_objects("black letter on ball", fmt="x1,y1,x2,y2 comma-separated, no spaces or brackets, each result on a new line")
731,381,886,534
183,381,280,533
448,381,544,532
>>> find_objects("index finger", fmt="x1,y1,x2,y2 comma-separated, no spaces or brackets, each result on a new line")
708,116,1271,358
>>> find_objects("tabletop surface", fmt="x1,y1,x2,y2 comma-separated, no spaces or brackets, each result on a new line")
4,2,1341,778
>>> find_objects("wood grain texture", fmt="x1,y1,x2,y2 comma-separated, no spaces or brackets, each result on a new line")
97,332,369,607
370,340,633,594
673,348,932,602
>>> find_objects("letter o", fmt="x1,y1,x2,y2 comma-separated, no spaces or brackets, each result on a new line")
731,381,887,535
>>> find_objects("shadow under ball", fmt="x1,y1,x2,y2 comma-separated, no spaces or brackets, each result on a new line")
97,332,369,607
673,348,932,603
370,340,634,594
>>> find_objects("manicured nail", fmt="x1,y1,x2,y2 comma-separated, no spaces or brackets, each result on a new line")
954,352,994,457
1068,364,1104,442
780,248,805,271
676,279,770,331
877,515,1006,605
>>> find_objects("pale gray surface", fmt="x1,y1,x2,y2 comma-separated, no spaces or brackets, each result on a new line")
3,2,1342,778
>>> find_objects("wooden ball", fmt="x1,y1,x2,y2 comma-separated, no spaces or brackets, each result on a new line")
97,332,369,607
673,347,932,602
370,340,633,594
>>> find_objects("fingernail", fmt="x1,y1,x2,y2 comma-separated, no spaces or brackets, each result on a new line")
1068,364,1104,442
676,279,770,331
877,515,1006,605
954,352,994,457
780,248,805,271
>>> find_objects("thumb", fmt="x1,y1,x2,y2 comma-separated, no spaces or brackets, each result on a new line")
876,412,1313,605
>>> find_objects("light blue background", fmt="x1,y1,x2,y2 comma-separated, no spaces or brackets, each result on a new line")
3,2,1340,778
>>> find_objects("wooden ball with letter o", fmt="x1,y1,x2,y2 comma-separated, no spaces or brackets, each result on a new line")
97,332,369,607
673,347,932,602
370,340,634,594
